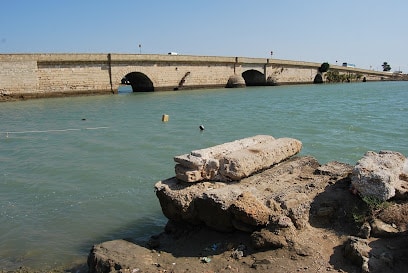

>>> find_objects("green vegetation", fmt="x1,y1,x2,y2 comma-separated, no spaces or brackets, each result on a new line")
325,70,342,82
314,61,369,84
382,62,391,72
319,62,330,73
352,195,390,224
313,62,330,84
316,62,363,84
361,196,390,213
325,71,363,83
352,206,367,224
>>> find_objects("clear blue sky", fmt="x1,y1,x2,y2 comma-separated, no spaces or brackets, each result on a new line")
1,0,407,72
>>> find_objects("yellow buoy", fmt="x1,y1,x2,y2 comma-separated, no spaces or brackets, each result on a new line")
162,114,169,122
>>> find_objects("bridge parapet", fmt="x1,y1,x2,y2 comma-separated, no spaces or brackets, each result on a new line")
111,54,237,64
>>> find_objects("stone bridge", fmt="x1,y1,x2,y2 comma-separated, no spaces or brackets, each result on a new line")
0,53,394,99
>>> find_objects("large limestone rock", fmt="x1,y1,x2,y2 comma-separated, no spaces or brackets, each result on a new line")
88,240,146,273
156,155,352,232
343,235,408,273
351,150,408,201
343,237,371,273
174,135,302,182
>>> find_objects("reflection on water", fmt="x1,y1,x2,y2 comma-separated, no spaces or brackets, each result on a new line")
118,85,133,94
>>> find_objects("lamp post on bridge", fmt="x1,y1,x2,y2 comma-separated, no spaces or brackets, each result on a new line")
139,44,142,54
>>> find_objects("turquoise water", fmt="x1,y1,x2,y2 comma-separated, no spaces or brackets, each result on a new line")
0,82,407,270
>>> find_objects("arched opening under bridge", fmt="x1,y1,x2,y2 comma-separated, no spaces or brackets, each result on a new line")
121,72,154,92
242,69,266,86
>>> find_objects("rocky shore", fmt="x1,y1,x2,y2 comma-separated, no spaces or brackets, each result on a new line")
86,135,408,273
6,135,405,273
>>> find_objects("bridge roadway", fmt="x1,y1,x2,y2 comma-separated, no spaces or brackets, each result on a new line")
0,53,394,100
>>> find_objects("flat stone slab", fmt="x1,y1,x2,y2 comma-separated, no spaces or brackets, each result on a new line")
88,240,146,273
174,135,302,182
219,138,302,180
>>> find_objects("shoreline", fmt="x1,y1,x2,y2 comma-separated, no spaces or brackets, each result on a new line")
1,79,404,103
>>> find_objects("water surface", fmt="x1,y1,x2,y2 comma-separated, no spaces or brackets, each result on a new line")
0,82,407,270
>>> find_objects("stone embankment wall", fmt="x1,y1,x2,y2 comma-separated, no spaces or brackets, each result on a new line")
0,55,39,96
0,53,397,100
0,54,113,99
37,55,112,95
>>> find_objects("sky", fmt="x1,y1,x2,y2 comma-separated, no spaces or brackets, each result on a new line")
1,0,407,72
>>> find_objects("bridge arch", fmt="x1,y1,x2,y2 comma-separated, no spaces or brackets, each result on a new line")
121,72,154,92
242,69,266,86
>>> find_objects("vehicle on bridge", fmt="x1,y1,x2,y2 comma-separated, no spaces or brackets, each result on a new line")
342,62,356,68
